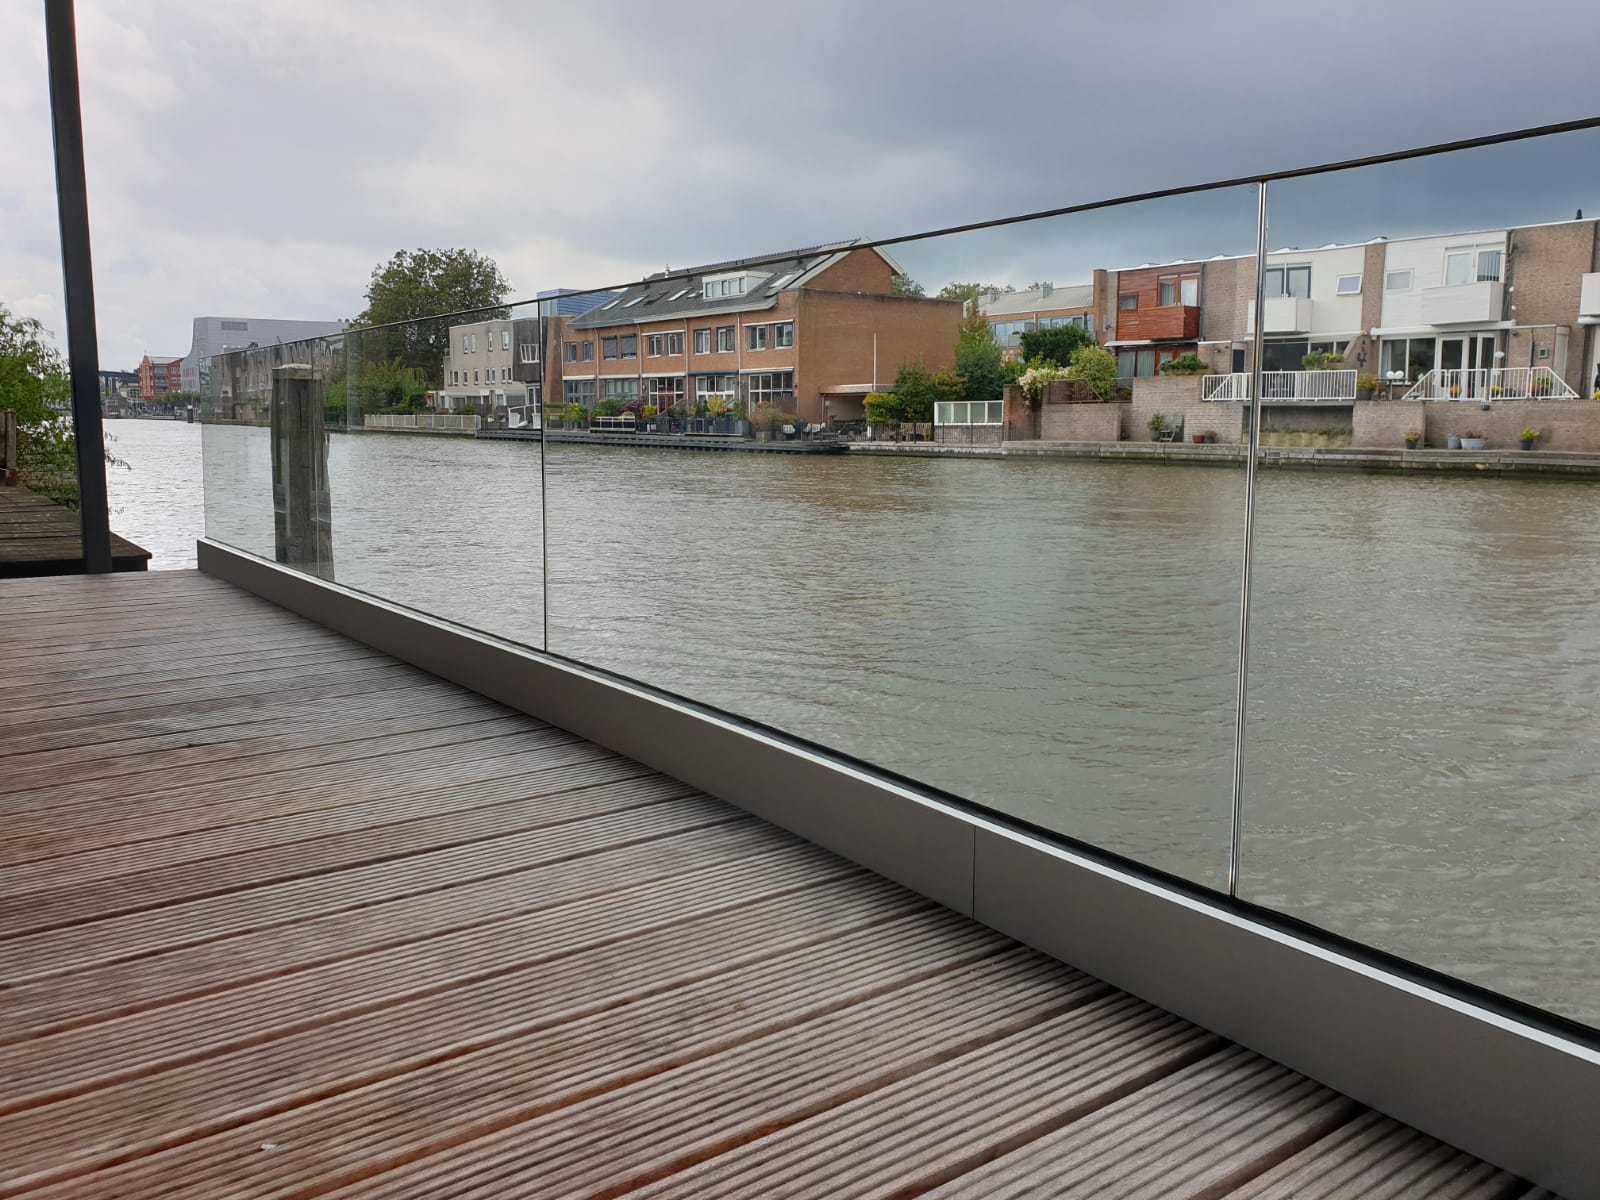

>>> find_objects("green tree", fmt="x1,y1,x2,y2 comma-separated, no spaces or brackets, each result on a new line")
863,392,905,425
891,360,939,423
351,249,510,381
1018,324,1095,366
955,339,1008,404
891,273,926,299
1,306,79,504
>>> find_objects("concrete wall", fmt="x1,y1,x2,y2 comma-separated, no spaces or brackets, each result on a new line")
1040,403,1123,442
1354,401,1426,448
935,424,1004,446
1259,403,1353,432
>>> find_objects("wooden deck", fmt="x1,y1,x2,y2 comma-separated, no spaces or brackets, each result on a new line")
0,486,150,577
0,570,1557,1199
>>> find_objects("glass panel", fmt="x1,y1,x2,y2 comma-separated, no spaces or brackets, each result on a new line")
545,187,1258,889
201,301,547,649
1247,127,1600,1028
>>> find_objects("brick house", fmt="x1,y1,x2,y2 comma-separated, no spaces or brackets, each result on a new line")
137,354,182,400
979,279,1103,362
1106,262,1203,380
549,241,961,426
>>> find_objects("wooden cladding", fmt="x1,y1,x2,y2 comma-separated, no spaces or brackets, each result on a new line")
1114,265,1202,342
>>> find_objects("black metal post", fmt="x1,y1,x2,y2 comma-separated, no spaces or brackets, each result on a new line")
44,0,112,572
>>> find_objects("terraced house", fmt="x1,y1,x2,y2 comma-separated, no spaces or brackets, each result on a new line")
549,240,961,426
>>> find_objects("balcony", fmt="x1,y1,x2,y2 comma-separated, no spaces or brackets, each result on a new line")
1245,295,1313,334
1203,369,1357,401
1580,272,1600,322
1418,280,1503,325
1116,303,1199,342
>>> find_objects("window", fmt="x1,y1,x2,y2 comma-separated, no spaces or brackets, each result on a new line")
520,342,538,364
774,322,794,348
748,324,768,352
694,328,712,355
502,331,510,350
463,335,470,352
703,276,748,300
582,341,594,362
1381,337,1436,381
623,296,644,308
694,373,739,404
620,334,638,359
600,299,620,310
745,370,793,405
647,334,664,357
220,320,248,331
716,326,735,353
1444,250,1472,287
992,319,1036,341
1385,270,1412,291
645,376,685,408
1159,273,1200,306
1336,274,1361,295
1119,294,1137,310
451,370,459,384
470,334,477,352
935,400,1004,426
1308,340,1349,358
1476,248,1502,282
473,369,479,383
668,288,690,301
1038,315,1090,331
602,336,618,360
1263,266,1310,299
602,378,639,403
564,341,577,363
502,367,510,382
564,379,596,406
665,331,684,355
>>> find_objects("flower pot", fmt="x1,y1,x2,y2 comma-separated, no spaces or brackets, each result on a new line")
1460,437,1486,450
1520,438,1536,451
1191,434,1205,444
1446,434,1461,450
1357,388,1374,402
1404,439,1420,450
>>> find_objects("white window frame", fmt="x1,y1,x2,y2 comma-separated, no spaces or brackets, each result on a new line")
564,341,577,364
647,334,664,358
775,321,794,349
716,325,735,353
665,331,685,356
501,331,510,350
582,341,594,362
1335,274,1361,295
748,324,768,352
694,328,711,355
520,342,539,364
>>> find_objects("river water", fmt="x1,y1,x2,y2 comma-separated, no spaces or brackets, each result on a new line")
111,418,1600,1027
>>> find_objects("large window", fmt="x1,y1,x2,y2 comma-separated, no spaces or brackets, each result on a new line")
564,379,595,405
620,334,638,360
602,336,618,360
703,276,747,299
1264,265,1311,299
1039,314,1090,330
1445,245,1503,286
1159,273,1199,306
748,324,768,352
519,342,538,364
694,373,739,404
646,376,685,408
745,370,794,405
1381,337,1437,381
603,378,639,403
564,341,577,363
716,326,735,353
774,321,794,348
582,340,594,362
648,331,685,357
935,400,1004,425
694,328,711,355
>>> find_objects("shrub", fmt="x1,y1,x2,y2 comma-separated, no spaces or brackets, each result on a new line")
891,361,937,423
1017,363,1070,408
1357,375,1378,391
1520,427,1539,441
863,392,904,425
1017,324,1094,367
1158,353,1208,376
1302,352,1345,370
1147,412,1167,432
1065,345,1118,399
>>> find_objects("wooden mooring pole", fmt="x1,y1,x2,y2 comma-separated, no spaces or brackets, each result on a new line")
270,364,334,580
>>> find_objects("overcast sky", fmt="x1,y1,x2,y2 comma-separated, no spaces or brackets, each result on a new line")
2,0,1597,369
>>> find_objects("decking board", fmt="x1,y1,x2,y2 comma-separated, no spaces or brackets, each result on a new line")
0,570,1553,1199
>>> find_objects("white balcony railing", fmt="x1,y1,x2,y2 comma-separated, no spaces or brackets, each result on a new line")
1402,366,1579,400
1202,369,1358,402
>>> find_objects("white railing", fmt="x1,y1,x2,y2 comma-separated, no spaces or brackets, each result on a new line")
1403,366,1579,400
590,414,638,432
365,413,480,431
1203,373,1250,401
1203,369,1358,402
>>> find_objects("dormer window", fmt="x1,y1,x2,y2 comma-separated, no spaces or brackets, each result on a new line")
703,276,748,300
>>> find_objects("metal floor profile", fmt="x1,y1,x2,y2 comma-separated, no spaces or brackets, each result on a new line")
0,570,1562,1198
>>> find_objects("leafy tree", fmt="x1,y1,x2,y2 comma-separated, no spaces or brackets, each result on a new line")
1066,345,1119,398
891,361,940,423
937,281,1015,303
863,392,905,425
1018,324,1095,367
351,249,510,381
955,339,1008,404
890,273,926,299
1,306,80,504
325,360,429,422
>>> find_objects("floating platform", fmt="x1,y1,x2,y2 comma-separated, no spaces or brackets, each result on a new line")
477,429,848,454
0,485,150,577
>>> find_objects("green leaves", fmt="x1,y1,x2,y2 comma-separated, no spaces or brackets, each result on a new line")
350,249,510,383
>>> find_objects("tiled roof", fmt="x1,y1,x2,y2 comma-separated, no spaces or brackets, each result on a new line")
979,283,1094,317
567,241,887,330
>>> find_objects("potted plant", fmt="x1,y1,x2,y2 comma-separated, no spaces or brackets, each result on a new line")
1448,383,1462,399
1490,385,1503,397
1530,375,1554,398
1460,430,1487,450
1404,430,1421,449
1357,375,1377,402
1147,413,1167,441
1519,427,1539,450
1202,429,1218,444
1191,430,1206,444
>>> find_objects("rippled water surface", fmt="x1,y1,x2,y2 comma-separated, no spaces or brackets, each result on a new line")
117,420,1600,1026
